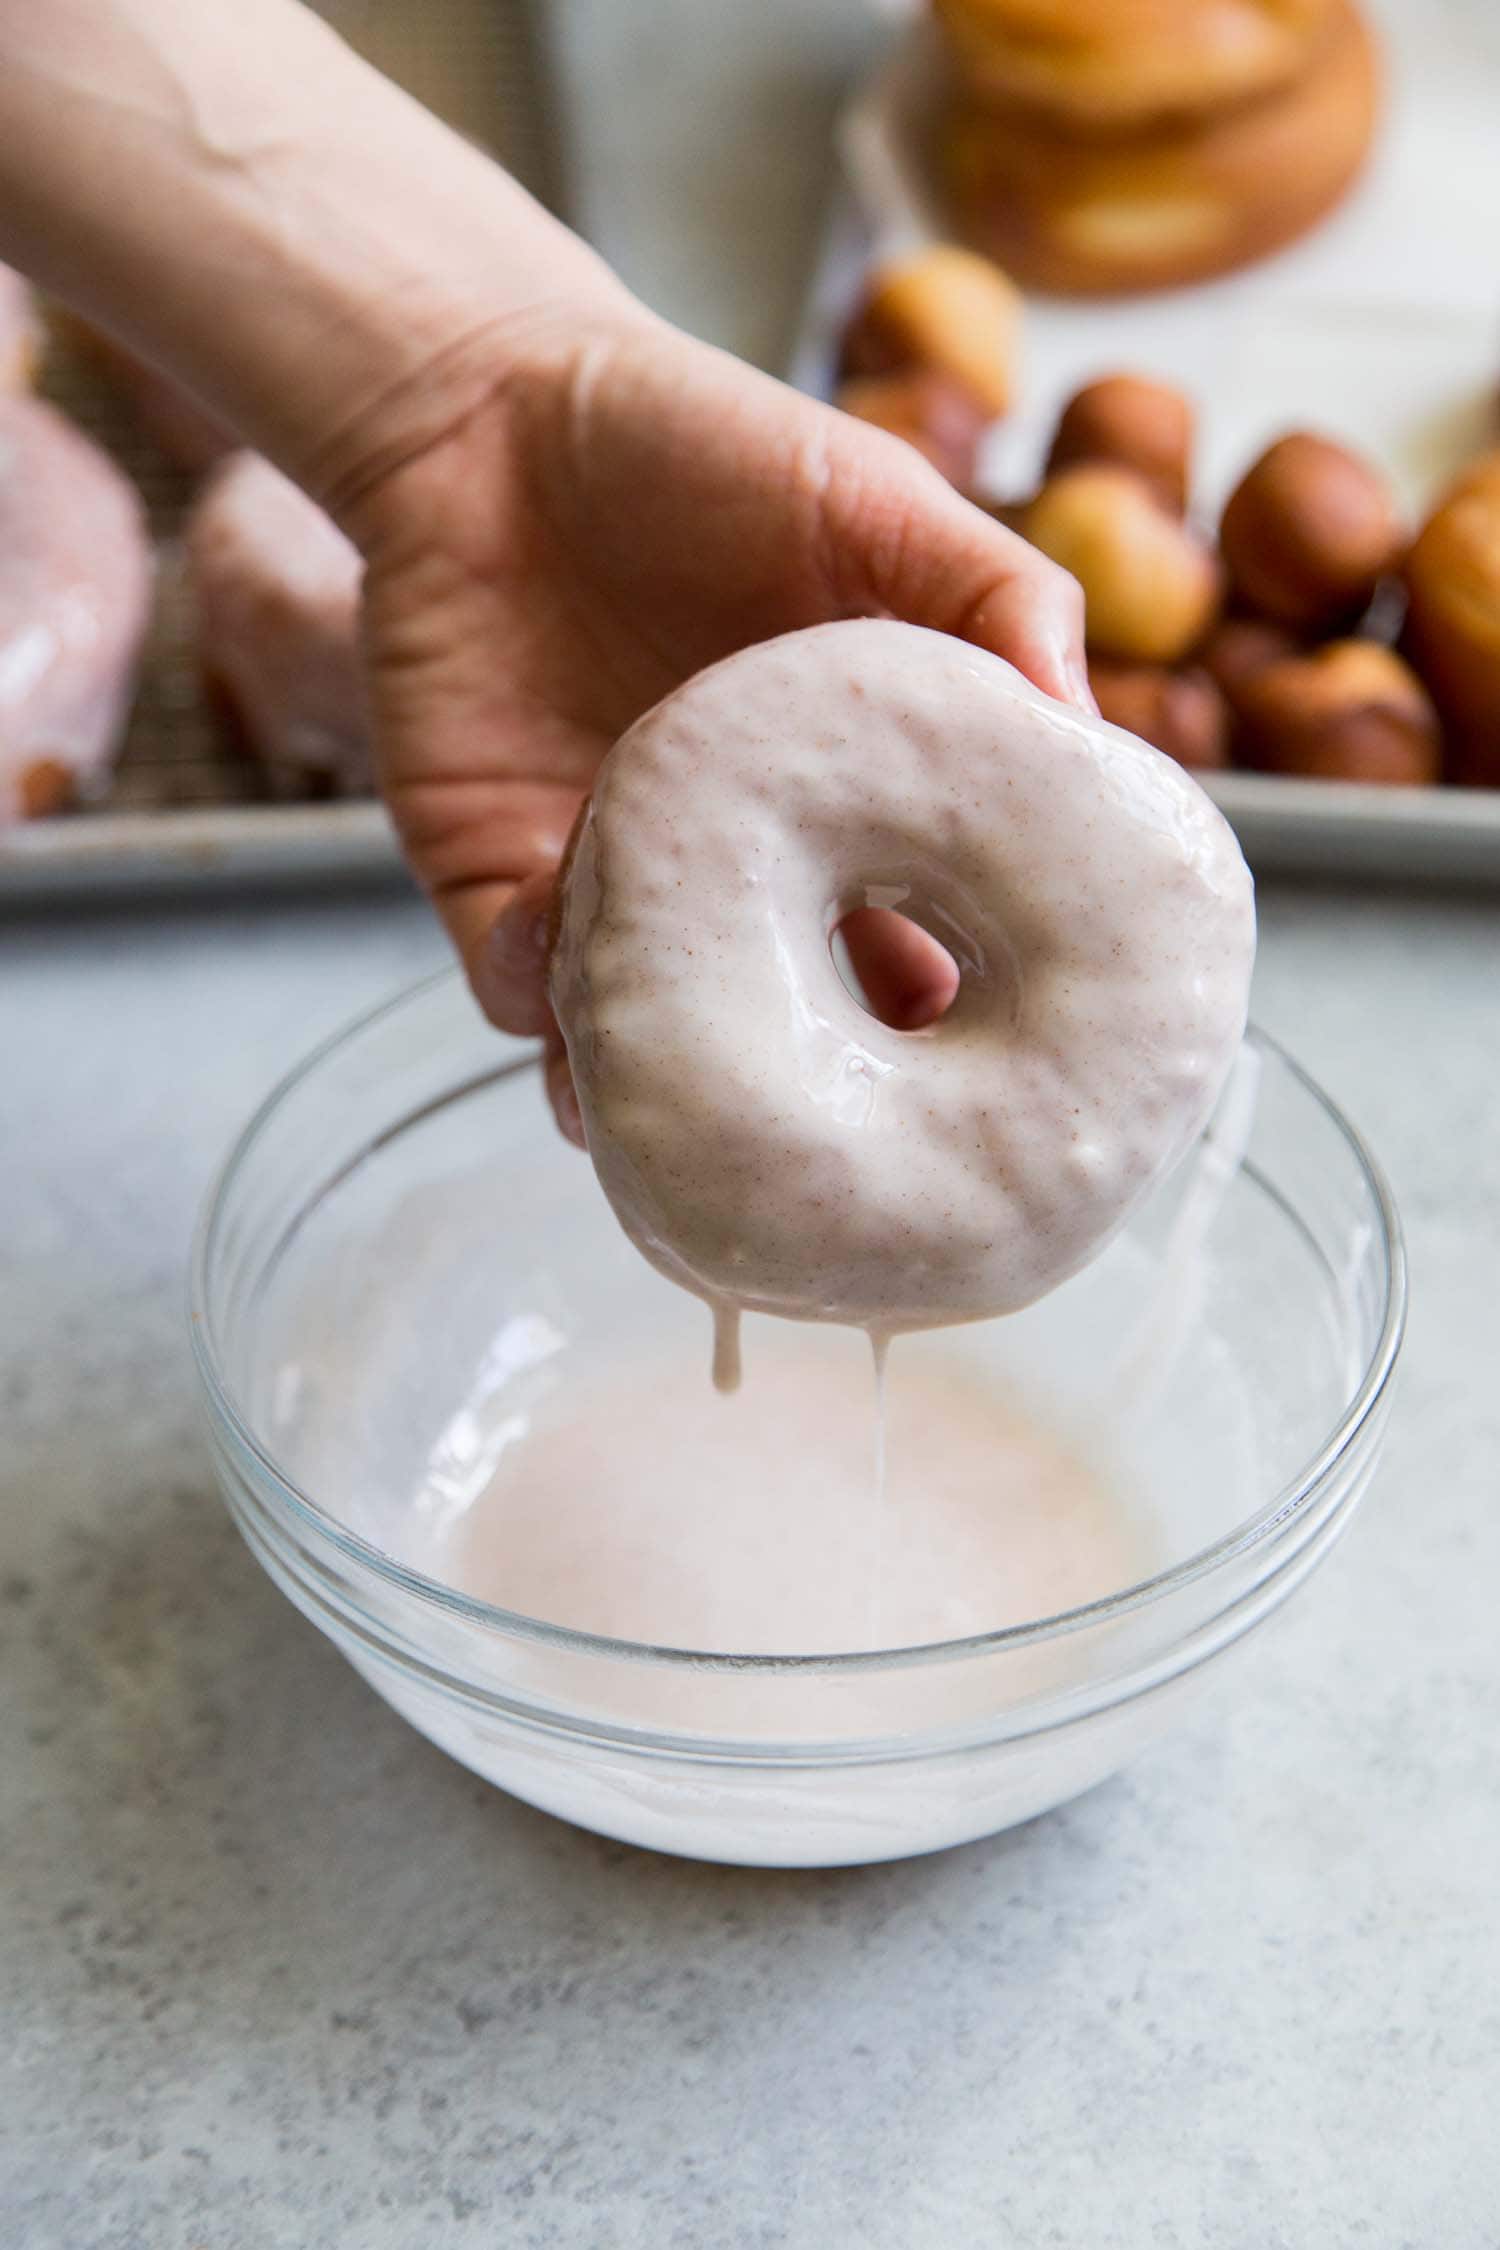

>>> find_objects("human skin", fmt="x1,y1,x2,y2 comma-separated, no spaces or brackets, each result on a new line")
0,0,1091,1136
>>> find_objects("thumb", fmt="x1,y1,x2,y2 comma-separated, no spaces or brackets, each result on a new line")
826,425,1095,711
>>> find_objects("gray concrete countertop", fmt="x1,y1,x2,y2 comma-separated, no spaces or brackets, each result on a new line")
5,887,1497,2249
4,3,1500,2243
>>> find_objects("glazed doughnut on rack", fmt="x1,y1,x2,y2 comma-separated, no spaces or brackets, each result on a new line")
0,394,152,823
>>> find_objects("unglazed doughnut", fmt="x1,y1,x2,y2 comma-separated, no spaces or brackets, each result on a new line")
0,396,151,823
1202,613,1305,706
1046,373,1195,516
1020,465,1221,663
1401,471,1500,786
1219,431,1403,630
1087,659,1229,769
551,621,1255,1372
934,0,1335,133
1235,640,1441,784
840,245,1022,419
940,0,1378,296
835,371,989,486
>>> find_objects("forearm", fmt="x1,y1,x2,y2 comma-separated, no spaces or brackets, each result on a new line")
0,0,632,505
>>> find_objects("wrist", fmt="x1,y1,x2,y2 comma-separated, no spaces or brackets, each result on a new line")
301,250,645,532
0,0,639,505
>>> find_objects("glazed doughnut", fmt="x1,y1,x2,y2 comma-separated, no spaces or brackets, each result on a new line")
186,453,369,795
934,0,1334,134
551,621,1255,1369
940,0,1379,296
0,396,151,823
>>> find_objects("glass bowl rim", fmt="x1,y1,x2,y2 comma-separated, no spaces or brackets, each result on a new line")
189,968,1406,1675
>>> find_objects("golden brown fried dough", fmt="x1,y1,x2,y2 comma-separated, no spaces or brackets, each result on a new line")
1021,464,1221,662
1090,660,1230,768
1047,373,1194,514
836,371,990,487
841,245,1021,419
1220,430,1403,630
1402,474,1500,786
934,0,1335,133
940,0,1378,296
1236,640,1441,783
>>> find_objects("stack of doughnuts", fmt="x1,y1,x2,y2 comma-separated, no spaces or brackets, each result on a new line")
932,0,1380,294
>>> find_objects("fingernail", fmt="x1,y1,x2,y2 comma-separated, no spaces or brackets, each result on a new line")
1043,625,1095,713
1035,621,1095,714
1067,655,1099,715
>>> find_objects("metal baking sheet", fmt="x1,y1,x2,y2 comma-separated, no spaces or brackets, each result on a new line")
0,0,564,905
790,0,1500,887
1203,772,1500,883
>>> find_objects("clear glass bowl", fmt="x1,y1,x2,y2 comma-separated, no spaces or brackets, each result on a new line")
191,971,1404,1868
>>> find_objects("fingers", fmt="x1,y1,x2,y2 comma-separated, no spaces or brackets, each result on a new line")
409,853,586,1148
827,422,1096,714
471,867,556,1035
544,1023,586,1147
374,760,582,1033
839,908,960,1031
960,559,1097,716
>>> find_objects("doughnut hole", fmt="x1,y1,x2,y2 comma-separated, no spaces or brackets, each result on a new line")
836,371,990,487
1236,641,1442,784
1020,464,1222,663
840,244,1022,418
834,907,962,1031
1046,372,1195,516
1089,660,1229,769
1219,431,1404,631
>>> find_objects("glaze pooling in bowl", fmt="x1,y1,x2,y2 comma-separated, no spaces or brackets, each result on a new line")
192,972,1403,1867
408,1334,1157,1656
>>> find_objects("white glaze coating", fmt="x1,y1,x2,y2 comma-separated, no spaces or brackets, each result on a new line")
186,452,368,791
0,395,151,822
552,620,1255,1342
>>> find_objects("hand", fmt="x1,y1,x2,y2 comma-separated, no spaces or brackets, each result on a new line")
347,302,1091,1140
